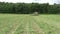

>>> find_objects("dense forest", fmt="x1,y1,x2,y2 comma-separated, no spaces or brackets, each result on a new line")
0,2,60,14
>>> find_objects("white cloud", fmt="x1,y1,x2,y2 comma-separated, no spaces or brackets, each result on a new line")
0,0,23,3
0,0,59,4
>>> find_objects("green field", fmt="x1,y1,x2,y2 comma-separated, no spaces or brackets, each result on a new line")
0,14,60,34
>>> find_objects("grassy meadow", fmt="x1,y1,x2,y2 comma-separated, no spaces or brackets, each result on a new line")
0,14,60,34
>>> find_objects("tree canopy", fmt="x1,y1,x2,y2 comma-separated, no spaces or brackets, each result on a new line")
0,2,60,14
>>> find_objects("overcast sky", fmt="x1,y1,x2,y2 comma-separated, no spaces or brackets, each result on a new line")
0,0,60,4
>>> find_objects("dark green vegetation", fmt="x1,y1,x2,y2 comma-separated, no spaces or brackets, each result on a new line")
0,2,60,14
0,14,60,34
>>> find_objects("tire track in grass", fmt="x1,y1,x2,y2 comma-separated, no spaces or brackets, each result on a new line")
32,16,55,34
16,16,28,34
14,20,27,34
23,16,28,34
33,16,60,34
25,20,29,34
16,16,30,34
13,16,30,34
28,16,38,34
28,17,34,34
23,16,32,34
41,18,60,34
13,16,29,34
24,16,30,34
28,16,37,34
18,20,27,34
12,19,24,34
40,17,60,34
6,17,24,34
29,16,44,34
32,20,44,34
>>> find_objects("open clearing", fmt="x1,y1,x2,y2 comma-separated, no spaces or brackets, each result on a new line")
0,14,60,34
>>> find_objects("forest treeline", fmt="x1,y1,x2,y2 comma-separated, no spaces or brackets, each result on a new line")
0,2,60,14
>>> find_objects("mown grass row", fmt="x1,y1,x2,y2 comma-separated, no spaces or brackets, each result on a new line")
0,14,60,34
32,15,60,34
0,14,25,34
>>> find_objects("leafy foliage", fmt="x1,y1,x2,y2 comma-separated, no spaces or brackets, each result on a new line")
0,2,60,14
